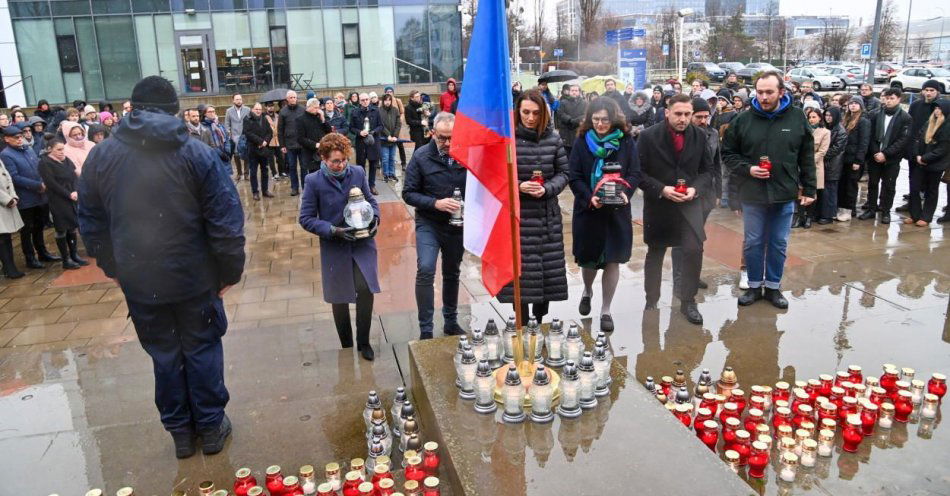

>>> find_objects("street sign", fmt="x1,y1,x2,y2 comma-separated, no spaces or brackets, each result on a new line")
861,43,872,58
694,50,701,58
662,44,669,56
553,48,564,57
618,48,648,91
605,27,645,44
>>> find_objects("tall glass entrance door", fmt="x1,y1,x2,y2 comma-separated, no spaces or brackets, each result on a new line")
175,31,218,94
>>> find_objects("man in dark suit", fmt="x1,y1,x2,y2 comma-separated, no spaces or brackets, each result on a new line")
637,93,713,325
859,87,912,224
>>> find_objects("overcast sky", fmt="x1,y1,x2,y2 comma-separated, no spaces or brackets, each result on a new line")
780,0,948,24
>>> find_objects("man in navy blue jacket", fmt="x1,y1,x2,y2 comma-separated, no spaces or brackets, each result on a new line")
78,76,245,459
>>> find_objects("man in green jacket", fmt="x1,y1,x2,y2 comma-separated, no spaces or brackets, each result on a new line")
722,71,816,309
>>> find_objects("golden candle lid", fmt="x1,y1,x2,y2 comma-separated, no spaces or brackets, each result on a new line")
423,477,440,488
316,484,332,494
872,386,887,396
795,429,810,440
675,403,690,413
782,452,799,465
725,416,741,427
821,418,837,429
924,393,939,403
843,396,857,405
665,402,675,412
751,385,766,394
848,364,862,373
760,385,773,394
758,434,772,446
901,367,914,376
933,373,947,381
236,468,251,479
897,390,913,400
673,369,687,386
819,374,833,382
379,479,395,489
830,386,845,395
715,394,727,403
818,428,835,440
882,363,897,372
776,406,792,416
911,379,926,388
374,464,390,475
752,441,768,451
372,408,386,421
266,465,282,475
801,420,815,431
736,430,750,440
802,439,818,451
198,481,214,494
348,186,365,200
86,491,103,496
116,489,133,496
879,402,893,412
895,380,910,390
358,482,375,492
724,401,738,411
351,458,365,468
403,450,418,460
793,388,808,400
724,450,739,462
884,366,900,375
702,392,717,401
778,425,793,436
853,383,867,393
863,402,878,411
696,407,712,416
661,375,674,384
807,378,821,387
283,476,299,486
345,471,361,482
391,493,405,496
404,480,420,490
794,380,807,389
780,437,796,450
377,455,391,467
703,420,718,430
407,455,422,465
846,414,862,426
775,381,790,391
299,465,314,478
866,376,880,385
798,404,813,413
756,424,770,436
210,491,228,496
731,388,745,397
719,366,738,385
248,487,264,496
326,462,340,473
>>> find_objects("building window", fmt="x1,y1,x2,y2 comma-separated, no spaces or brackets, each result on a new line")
342,23,361,58
56,35,81,73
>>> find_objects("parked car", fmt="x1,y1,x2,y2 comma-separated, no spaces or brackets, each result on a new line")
878,62,902,78
787,67,844,91
890,67,950,93
687,62,727,81
819,66,865,87
736,63,783,82
719,62,745,74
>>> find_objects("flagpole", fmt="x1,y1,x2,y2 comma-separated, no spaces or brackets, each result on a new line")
505,141,527,376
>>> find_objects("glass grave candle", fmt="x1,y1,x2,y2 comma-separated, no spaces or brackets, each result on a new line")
894,390,914,423
880,367,900,396
733,430,752,465
730,388,747,414
842,415,863,452
801,420,816,439
470,329,487,364
458,347,477,400
366,439,386,475
717,366,739,396
749,395,767,415
350,459,366,481
791,388,809,413
299,467,316,496
755,425,771,443
794,429,810,456
699,420,719,452
776,424,794,442
829,386,845,410
405,456,426,483
644,376,656,393
839,396,858,422
694,407,714,432
422,477,440,496
860,402,878,436
910,380,926,405
927,373,947,400
401,417,419,452
400,402,415,440
234,468,257,496
869,386,887,407
342,472,362,496
530,366,555,423
674,404,692,427
266,466,285,496
820,418,837,433
773,381,791,404
377,479,395,496
325,463,342,491
557,361,582,418
724,450,740,473
757,433,773,451
834,371,850,388
694,368,712,398
744,408,765,434
817,429,835,457
371,464,393,487
544,320,566,367
773,406,793,430
406,434,423,454
852,383,867,400
865,376,880,395
483,318,502,366
391,387,407,437
921,394,939,418
453,337,470,388
403,480,421,496
900,367,915,382
800,439,818,468
722,417,741,446
779,452,798,482
502,317,516,363
502,366,526,423
878,403,895,429
719,402,740,424
659,376,675,398
364,392,382,430
199,481,215,496
701,393,720,417
578,352,599,409
316,485,335,496
357,482,374,496
750,386,770,411
894,380,911,402
674,179,688,194
779,436,797,458
817,374,833,398
759,386,774,412
793,404,814,429
563,323,584,365
592,342,611,396
748,441,770,478
282,477,303,496
474,360,497,414
522,317,544,363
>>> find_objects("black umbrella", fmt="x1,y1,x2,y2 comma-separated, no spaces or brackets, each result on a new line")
538,70,578,83
259,88,293,103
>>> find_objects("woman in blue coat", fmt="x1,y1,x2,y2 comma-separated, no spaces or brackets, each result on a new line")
299,133,380,361
568,97,641,332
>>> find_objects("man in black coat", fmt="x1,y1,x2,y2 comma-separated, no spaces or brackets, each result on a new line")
638,94,713,325
603,79,634,121
556,84,586,155
896,80,941,216
297,97,331,175
406,90,429,154
78,76,245,459
349,93,384,195
858,88,912,224
402,112,468,339
278,90,306,195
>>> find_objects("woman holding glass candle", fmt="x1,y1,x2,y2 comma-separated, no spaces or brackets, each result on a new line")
568,97,642,333
496,90,570,325
299,133,380,361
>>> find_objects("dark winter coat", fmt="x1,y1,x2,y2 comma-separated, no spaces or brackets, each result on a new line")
556,96,586,148
299,165,381,304
406,100,428,144
907,98,938,160
823,120,848,182
0,145,47,209
603,90,634,121
379,104,402,146
497,125,570,305
278,103,305,150
38,155,79,231
349,105,383,162
869,106,913,166
842,113,871,167
702,126,723,210
722,93,816,203
296,111,331,170
325,111,347,135
569,132,641,265
78,109,246,304
243,112,273,159
637,121,714,247
915,101,950,172
402,141,467,225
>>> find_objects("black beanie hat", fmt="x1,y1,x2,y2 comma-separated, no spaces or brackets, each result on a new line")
922,79,942,92
131,76,179,115
692,97,711,113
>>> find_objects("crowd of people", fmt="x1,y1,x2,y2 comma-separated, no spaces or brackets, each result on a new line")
0,70,947,459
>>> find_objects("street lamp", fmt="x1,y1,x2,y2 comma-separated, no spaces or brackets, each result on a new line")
676,8,695,83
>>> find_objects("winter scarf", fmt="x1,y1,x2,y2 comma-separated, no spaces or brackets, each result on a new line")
585,128,623,190
321,161,346,179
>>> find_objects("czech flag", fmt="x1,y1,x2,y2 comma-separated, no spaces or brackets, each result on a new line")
449,0,519,297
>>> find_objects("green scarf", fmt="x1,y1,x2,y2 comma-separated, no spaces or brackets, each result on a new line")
585,128,623,190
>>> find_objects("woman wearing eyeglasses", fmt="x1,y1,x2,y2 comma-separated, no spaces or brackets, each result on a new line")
299,133,380,361
496,90,570,326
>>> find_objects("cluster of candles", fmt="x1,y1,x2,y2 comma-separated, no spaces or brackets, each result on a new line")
78,446,443,496
452,317,613,423
645,364,946,484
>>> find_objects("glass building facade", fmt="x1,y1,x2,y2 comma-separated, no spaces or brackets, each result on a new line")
7,0,462,105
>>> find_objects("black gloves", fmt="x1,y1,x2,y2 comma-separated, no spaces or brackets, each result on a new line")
332,217,379,242
368,216,380,238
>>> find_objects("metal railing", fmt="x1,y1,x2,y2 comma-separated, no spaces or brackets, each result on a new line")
0,76,36,106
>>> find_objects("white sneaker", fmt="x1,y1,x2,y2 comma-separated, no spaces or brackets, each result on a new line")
836,209,851,222
739,271,750,290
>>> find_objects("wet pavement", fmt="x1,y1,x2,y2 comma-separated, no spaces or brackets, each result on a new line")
0,158,947,495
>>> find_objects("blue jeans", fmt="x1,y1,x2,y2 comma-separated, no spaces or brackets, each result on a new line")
742,201,795,290
127,291,229,433
286,148,302,192
381,145,396,178
415,218,464,337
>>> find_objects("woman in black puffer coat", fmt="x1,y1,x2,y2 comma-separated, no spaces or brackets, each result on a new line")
497,90,569,325
837,96,870,221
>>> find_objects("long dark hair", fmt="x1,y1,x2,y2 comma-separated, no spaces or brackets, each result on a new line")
577,97,628,137
514,89,550,136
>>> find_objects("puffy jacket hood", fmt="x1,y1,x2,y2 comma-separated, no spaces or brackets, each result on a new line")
750,92,793,120
446,78,458,93
114,109,190,151
823,106,842,129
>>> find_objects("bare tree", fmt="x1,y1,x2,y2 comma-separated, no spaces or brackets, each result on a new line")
461,0,477,56
763,0,779,61
578,0,603,56
532,0,546,48
704,7,756,62
827,26,853,60
910,35,930,60
645,8,678,68
860,0,901,60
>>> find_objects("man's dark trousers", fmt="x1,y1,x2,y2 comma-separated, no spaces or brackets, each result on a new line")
127,291,229,434
866,162,901,212
646,222,704,304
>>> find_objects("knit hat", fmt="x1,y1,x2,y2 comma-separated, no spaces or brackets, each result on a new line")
803,100,821,112
83,105,97,115
922,79,942,92
700,89,717,101
306,90,315,100
99,111,114,122
848,95,865,110
384,86,395,93
130,76,180,115
692,97,711,113
716,88,734,100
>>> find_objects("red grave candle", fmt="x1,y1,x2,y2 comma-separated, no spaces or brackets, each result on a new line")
422,442,441,476
405,456,427,483
928,373,947,400
894,390,914,423
842,416,864,453
869,387,887,407
861,403,878,436
674,179,688,194
233,468,257,496
282,477,304,496
700,393,719,417
530,170,545,185
733,430,752,465
699,420,719,452
722,417,741,447
719,402,740,424
342,472,362,496
748,441,770,478
744,408,765,434
880,368,900,396
772,406,793,430
758,156,772,171
694,407,714,432
265,466,285,496
773,382,791,404
848,365,863,385
818,375,834,398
